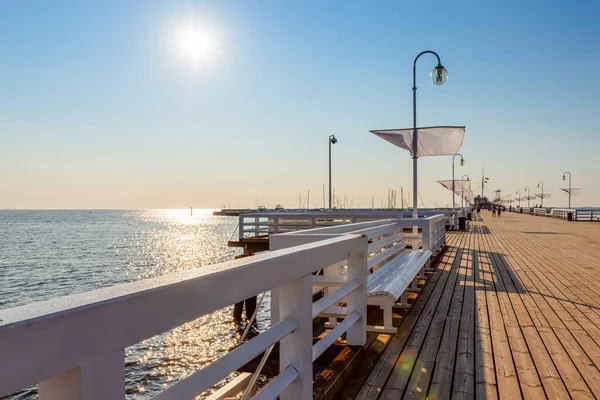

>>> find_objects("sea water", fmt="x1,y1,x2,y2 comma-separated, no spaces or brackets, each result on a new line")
0,209,268,399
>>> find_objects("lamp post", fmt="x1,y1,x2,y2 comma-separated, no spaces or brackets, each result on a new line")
516,190,521,208
537,181,544,207
412,50,448,225
328,135,337,209
525,186,531,208
452,153,464,212
461,174,470,209
562,171,572,209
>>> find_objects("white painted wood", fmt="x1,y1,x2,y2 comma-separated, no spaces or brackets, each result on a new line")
241,344,274,400
312,311,361,361
312,275,347,286
422,223,431,251
206,373,252,400
320,306,348,318
312,279,360,318
38,351,124,400
345,244,367,346
365,250,432,332
278,275,313,400
1,213,444,399
0,234,363,398
151,317,298,400
252,365,299,400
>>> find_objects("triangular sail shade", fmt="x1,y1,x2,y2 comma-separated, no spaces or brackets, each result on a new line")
371,126,466,157
438,179,471,191
535,193,551,199
561,188,582,196
524,196,537,200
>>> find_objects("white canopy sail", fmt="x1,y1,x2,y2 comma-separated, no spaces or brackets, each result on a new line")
438,179,471,191
524,196,537,200
535,193,551,199
561,188,582,196
371,126,466,157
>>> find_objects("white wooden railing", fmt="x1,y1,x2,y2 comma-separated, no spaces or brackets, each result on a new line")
533,208,550,216
551,208,600,221
0,235,369,400
238,210,461,240
0,215,447,400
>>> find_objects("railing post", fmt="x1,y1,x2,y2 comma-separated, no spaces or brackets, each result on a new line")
254,217,260,237
39,351,124,400
344,237,367,346
239,215,244,240
274,216,280,234
422,223,431,251
278,275,313,400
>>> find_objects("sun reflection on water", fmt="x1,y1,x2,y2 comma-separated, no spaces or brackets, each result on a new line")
1,209,262,399
120,209,264,399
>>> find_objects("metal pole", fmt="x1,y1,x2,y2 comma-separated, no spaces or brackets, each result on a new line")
412,50,442,229
328,137,332,209
452,160,455,211
569,174,571,209
525,186,530,208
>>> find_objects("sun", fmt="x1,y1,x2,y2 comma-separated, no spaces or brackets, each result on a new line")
171,19,219,67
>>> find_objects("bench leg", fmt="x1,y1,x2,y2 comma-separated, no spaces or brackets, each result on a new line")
382,306,393,330
424,259,435,272
396,293,411,309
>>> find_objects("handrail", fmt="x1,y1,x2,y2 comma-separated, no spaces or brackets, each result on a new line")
0,234,368,399
1,214,447,399
238,210,460,239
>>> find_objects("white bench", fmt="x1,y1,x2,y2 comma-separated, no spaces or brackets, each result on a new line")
366,249,433,333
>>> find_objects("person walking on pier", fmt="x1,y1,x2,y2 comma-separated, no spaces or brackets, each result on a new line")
497,205,502,217
492,204,496,217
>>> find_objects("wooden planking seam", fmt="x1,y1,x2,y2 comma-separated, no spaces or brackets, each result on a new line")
481,220,570,399
488,217,600,394
352,229,465,399
475,221,523,399
381,235,467,398
480,219,550,399
427,228,473,397
358,231,468,399
483,213,596,397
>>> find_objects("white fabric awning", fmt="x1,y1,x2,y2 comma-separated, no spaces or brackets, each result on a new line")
371,126,466,157
561,188,582,196
535,193,551,199
524,196,537,200
438,179,471,191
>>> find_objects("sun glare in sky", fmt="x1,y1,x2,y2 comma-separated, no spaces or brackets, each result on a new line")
169,15,220,68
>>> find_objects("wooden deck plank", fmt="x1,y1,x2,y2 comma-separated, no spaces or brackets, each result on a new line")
473,229,498,399
451,229,476,399
382,245,465,398
481,224,569,399
352,234,465,399
373,234,468,399
349,211,600,400
428,232,471,398
485,219,598,397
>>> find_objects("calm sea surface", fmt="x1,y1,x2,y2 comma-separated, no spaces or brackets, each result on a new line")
0,210,270,399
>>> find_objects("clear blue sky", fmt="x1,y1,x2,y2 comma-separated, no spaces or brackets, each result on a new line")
1,0,599,209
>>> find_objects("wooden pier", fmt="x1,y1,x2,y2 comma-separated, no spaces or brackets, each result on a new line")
336,210,600,399
4,209,600,399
